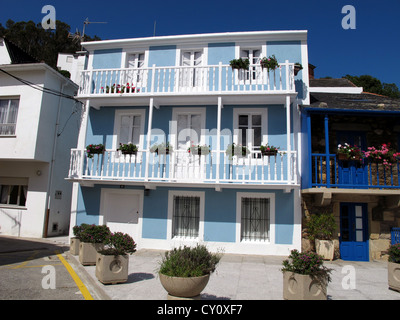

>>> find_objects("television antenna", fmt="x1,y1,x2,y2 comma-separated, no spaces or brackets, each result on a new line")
82,18,107,39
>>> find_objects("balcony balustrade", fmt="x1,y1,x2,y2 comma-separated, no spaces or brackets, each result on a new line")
68,149,298,186
77,62,296,98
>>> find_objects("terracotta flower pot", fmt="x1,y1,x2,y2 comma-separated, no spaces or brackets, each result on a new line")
159,273,210,299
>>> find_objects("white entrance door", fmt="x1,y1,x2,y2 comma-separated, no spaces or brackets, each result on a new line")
101,190,142,242
180,50,203,90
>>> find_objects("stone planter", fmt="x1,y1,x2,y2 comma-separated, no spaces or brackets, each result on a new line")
70,237,80,255
79,242,104,266
283,271,327,300
95,253,129,284
388,261,400,292
316,239,335,261
159,273,210,299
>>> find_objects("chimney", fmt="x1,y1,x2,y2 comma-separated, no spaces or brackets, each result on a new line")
308,64,316,80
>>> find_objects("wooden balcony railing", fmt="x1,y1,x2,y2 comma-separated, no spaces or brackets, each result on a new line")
77,61,296,97
311,153,400,189
68,149,298,185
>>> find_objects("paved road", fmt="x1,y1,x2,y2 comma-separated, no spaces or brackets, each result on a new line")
0,236,104,300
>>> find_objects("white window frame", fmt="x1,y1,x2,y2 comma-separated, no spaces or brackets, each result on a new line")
167,190,205,241
234,44,266,84
171,107,206,150
113,109,146,160
233,108,268,157
0,177,28,208
236,192,275,244
0,97,20,136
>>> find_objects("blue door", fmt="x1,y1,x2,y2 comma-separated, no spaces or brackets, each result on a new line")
340,203,369,261
337,132,367,188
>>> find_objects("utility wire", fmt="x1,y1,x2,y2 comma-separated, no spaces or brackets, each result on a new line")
0,68,82,103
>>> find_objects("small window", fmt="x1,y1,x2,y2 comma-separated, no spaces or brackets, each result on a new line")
0,99,20,135
241,197,270,241
0,185,27,206
172,195,200,238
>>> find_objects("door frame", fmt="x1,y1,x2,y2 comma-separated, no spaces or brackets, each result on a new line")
99,188,144,241
339,202,369,261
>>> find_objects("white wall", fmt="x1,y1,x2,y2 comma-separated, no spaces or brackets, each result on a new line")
0,161,49,237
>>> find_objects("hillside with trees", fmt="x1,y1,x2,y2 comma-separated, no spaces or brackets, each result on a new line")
0,19,100,69
343,74,400,99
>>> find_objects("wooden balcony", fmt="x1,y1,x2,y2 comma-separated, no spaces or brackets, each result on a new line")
311,154,400,189
77,62,296,100
68,149,298,188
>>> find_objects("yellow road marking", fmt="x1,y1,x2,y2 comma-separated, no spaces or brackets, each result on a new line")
12,250,39,269
55,251,94,300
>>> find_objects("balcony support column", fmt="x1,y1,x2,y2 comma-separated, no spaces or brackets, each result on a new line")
216,97,222,184
145,98,154,182
324,114,330,188
286,95,292,183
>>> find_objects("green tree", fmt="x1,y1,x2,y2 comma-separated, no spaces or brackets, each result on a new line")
344,74,400,99
0,19,100,69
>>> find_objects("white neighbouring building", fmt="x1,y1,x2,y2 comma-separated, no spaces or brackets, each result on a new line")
0,37,82,238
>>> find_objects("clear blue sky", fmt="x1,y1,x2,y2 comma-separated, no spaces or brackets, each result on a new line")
1,0,400,88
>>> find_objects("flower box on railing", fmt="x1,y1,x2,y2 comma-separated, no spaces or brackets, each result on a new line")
86,144,105,158
188,144,211,156
118,143,138,155
260,144,279,157
150,142,173,155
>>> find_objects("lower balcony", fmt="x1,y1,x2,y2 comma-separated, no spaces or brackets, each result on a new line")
311,154,400,189
68,149,298,187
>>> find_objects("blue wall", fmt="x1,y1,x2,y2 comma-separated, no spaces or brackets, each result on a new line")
92,49,122,69
76,184,294,245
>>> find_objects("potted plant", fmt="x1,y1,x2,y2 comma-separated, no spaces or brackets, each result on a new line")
363,143,400,169
281,249,332,300
118,143,138,155
337,143,363,161
188,144,211,156
78,224,111,266
294,62,303,76
229,58,250,70
260,55,279,72
307,212,336,261
225,143,250,160
158,244,222,299
260,144,279,156
95,232,137,284
86,144,105,158
150,142,173,155
70,223,89,256
388,243,400,292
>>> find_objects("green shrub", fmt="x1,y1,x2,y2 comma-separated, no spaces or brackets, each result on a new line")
281,249,332,282
388,243,400,263
99,232,137,256
79,224,111,243
72,223,89,240
307,212,336,241
158,244,222,277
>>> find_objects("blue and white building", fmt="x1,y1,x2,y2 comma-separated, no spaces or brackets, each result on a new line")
67,30,309,255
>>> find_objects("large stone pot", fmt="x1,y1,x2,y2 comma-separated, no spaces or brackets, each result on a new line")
70,237,80,256
159,273,210,299
95,253,129,284
388,261,400,292
283,271,328,300
79,242,104,266
315,239,334,261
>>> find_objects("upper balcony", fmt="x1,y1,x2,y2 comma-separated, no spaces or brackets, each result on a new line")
77,62,297,104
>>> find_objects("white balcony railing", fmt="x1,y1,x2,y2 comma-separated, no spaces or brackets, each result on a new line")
68,149,298,185
78,62,296,97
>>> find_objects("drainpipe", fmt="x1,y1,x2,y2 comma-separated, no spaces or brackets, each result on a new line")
43,80,67,238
